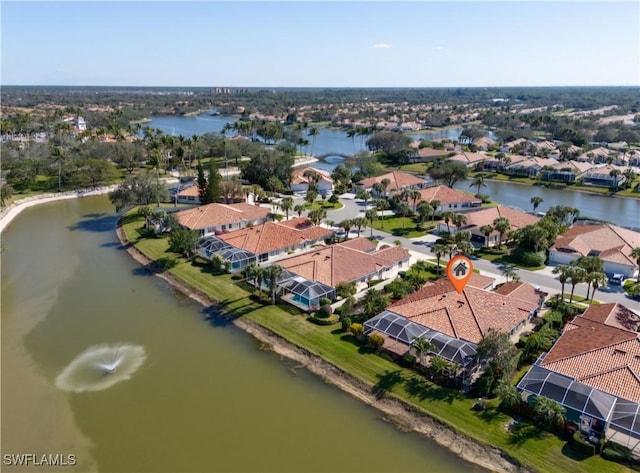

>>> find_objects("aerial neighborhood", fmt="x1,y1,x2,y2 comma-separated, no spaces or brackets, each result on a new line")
2,86,640,471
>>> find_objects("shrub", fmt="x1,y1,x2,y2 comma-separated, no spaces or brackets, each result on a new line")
315,304,333,319
328,194,339,204
341,316,352,333
368,333,385,351
309,314,340,326
350,323,364,337
367,279,384,288
570,431,595,457
319,297,332,306
518,251,546,267
401,352,416,367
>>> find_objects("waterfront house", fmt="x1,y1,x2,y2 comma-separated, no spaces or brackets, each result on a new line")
355,171,428,196
548,223,640,278
540,161,594,183
290,167,333,194
218,217,334,264
517,303,640,454
448,152,489,168
364,278,542,367
407,147,451,163
505,157,559,178
581,164,627,188
417,185,482,213
436,205,540,245
472,137,496,151
176,202,271,237
274,239,410,310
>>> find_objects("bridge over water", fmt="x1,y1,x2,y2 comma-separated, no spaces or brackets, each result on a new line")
315,152,353,161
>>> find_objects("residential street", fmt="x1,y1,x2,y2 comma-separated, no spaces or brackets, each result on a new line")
293,194,640,311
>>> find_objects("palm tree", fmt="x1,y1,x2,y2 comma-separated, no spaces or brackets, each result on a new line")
338,219,354,240
243,262,261,294
495,381,522,411
451,213,467,232
469,175,487,197
609,169,622,191
492,217,511,246
533,395,566,429
552,265,571,301
479,224,494,247
380,178,391,196
409,189,422,211
264,265,284,305
455,240,474,256
429,200,441,221
347,128,357,154
352,217,366,237
589,272,607,303
254,266,266,300
293,204,306,218
623,167,637,190
280,197,294,220
307,126,319,156
631,247,640,283
365,209,378,237
530,196,544,212
502,266,518,283
441,211,455,234
568,266,587,304
395,202,412,229
307,208,327,226
376,199,390,229
356,190,372,209
50,145,67,193
303,169,321,191
431,243,448,274
416,201,432,224
372,182,384,197
411,336,434,367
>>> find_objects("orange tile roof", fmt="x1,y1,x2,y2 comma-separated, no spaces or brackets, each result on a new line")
218,217,333,255
338,237,378,252
176,203,271,230
177,186,199,197
291,167,333,185
276,241,410,287
388,279,539,344
418,185,481,205
540,303,640,402
455,205,540,232
417,147,449,159
357,171,426,191
550,224,640,267
494,281,542,308
449,152,489,165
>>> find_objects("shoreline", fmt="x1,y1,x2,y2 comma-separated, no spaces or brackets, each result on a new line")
0,186,118,234
114,222,529,473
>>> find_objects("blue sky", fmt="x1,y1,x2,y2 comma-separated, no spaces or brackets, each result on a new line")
2,1,639,87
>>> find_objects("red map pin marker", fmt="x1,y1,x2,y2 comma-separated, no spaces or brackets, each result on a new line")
446,255,473,293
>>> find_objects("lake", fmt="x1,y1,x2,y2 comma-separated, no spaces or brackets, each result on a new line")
0,195,481,472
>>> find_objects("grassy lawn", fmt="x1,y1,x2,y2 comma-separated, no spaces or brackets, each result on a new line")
474,247,546,271
305,200,344,211
121,212,631,473
372,215,433,237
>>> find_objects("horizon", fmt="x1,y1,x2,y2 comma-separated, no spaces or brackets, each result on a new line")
2,1,639,88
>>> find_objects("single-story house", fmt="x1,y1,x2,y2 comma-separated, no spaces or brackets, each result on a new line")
290,167,333,194
505,157,559,178
472,137,496,151
218,217,334,264
175,184,200,204
548,223,640,278
448,152,489,168
407,147,451,163
417,185,482,213
274,239,411,310
355,171,429,196
364,278,543,367
175,203,271,237
517,303,640,454
437,205,540,245
540,161,594,183
476,154,527,172
581,165,627,188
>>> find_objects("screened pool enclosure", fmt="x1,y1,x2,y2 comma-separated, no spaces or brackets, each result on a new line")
196,237,256,272
363,310,478,367
518,364,640,451
260,268,335,312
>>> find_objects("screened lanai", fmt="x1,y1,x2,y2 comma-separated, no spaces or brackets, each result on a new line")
518,364,640,450
273,269,335,311
196,237,256,272
364,310,478,367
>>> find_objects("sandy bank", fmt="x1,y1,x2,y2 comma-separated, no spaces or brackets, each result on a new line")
0,186,118,234
115,223,531,473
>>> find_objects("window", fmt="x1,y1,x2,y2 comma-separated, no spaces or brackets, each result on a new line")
259,253,268,262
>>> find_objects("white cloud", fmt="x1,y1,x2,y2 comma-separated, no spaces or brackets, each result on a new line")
372,43,392,49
